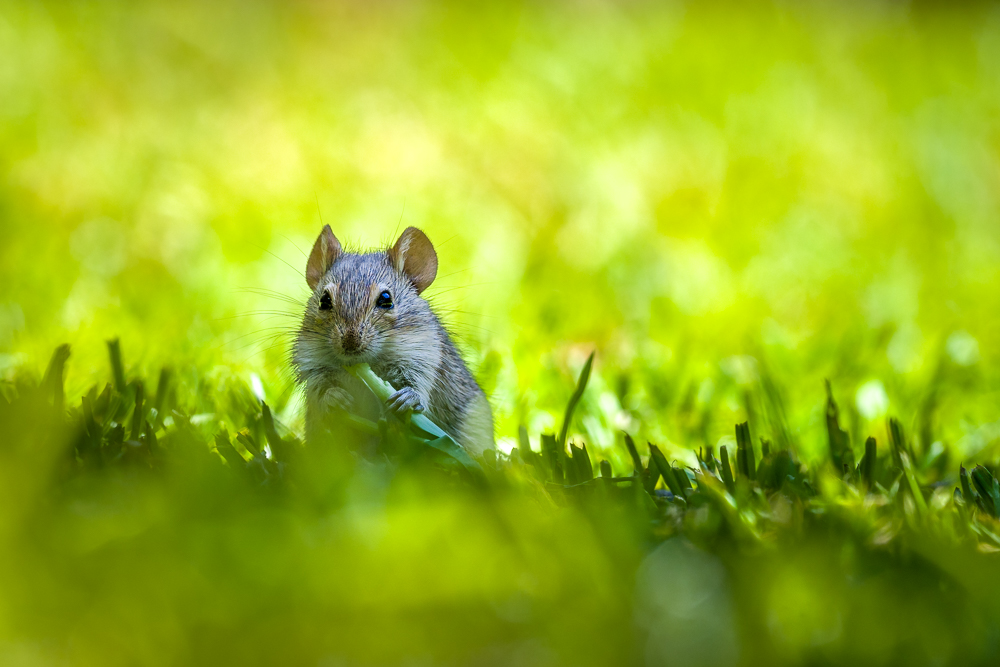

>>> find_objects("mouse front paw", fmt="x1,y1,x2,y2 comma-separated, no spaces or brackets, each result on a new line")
387,387,425,414
322,387,354,412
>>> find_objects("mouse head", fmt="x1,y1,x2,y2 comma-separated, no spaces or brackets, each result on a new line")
302,225,438,361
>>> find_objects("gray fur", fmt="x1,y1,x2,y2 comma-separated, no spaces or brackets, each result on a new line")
292,230,494,455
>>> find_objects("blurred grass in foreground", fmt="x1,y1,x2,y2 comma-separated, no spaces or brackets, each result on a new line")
3,341,1000,666
4,0,1000,665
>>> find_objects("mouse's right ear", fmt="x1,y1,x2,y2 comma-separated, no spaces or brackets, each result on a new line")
389,227,438,294
306,225,341,290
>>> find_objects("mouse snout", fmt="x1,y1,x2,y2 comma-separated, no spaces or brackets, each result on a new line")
341,328,362,354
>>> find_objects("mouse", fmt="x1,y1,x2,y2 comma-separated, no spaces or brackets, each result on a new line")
292,225,494,456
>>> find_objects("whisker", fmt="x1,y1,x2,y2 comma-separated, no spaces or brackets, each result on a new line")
215,326,309,353
278,233,309,259
234,287,307,308
225,333,291,358
433,268,473,280
212,311,300,322
249,242,306,281
431,307,496,320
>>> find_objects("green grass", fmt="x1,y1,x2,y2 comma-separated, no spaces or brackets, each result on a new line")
3,339,1000,665
5,0,1000,664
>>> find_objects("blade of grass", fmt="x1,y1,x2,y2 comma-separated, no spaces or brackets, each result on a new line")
153,368,171,418
214,429,247,466
261,402,289,461
347,363,484,476
107,339,126,394
570,442,594,482
541,433,563,484
42,344,71,415
649,444,682,497
129,383,144,442
825,380,851,470
971,466,1000,518
719,445,736,494
735,422,755,481
960,465,975,506
899,452,928,519
623,433,644,477
557,351,594,451
860,437,876,490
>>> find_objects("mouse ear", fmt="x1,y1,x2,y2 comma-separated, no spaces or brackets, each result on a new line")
306,225,341,290
389,227,438,294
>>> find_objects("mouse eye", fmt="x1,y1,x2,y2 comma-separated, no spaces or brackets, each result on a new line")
319,292,333,311
375,290,393,310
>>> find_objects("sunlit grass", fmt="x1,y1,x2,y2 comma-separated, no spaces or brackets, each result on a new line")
4,0,1000,664
3,339,1000,665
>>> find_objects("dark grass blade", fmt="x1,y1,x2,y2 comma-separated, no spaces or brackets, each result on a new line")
971,465,1000,518
960,465,975,506
735,422,755,481
859,437,876,490
104,423,125,463
153,368,171,417
898,451,928,518
142,421,158,451
888,418,911,470
516,425,544,477
649,444,682,497
236,429,261,459
541,433,563,484
261,402,289,461
564,443,581,485
214,430,245,467
623,433,644,477
719,445,736,494
698,446,717,474
42,344,71,415
569,442,593,482
107,339,127,394
557,351,594,451
129,383,145,442
825,380,851,470
643,459,660,494
94,384,112,423
674,465,693,493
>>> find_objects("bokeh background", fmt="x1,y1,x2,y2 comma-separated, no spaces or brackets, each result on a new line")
5,2,1000,666
5,1,1000,461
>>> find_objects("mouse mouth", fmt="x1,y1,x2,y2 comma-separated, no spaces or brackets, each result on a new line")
336,342,372,363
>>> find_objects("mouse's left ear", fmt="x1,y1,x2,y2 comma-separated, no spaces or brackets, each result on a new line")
306,225,341,290
389,227,437,294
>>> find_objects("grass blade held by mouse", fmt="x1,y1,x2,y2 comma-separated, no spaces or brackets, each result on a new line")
346,363,484,479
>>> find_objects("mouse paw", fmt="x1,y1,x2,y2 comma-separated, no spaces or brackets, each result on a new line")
387,387,425,414
322,387,354,412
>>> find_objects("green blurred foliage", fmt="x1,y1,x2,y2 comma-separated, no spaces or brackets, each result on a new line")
5,0,1000,664
5,341,1000,666
3,0,1000,460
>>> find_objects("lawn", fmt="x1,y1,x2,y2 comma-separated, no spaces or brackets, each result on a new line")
3,1,1000,665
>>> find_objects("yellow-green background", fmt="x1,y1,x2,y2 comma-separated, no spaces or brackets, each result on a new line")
3,0,1000,460
6,3,1000,666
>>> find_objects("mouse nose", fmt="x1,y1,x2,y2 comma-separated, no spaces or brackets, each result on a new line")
341,329,361,354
